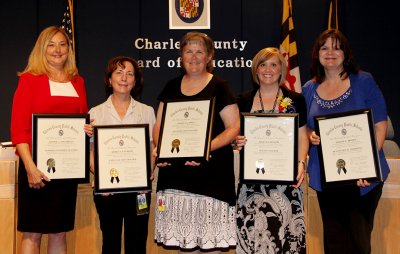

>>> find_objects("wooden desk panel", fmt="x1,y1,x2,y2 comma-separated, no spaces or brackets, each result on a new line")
371,159,400,254
4,157,399,254
305,158,400,254
0,159,17,254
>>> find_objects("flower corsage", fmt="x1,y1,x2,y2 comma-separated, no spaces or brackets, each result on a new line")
277,96,295,113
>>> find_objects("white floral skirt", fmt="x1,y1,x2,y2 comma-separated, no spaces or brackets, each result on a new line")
154,189,237,250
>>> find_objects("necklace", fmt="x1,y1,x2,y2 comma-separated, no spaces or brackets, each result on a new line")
258,87,281,113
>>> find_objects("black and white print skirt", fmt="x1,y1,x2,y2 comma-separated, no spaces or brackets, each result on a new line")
155,189,237,250
236,184,306,254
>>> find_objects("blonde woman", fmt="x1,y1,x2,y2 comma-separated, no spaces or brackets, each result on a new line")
234,48,308,254
11,26,87,253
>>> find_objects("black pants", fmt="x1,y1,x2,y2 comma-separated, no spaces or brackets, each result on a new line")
94,192,150,254
317,183,383,254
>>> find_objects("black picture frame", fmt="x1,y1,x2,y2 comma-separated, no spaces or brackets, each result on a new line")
32,113,90,183
93,124,152,194
314,108,382,187
239,113,299,185
156,97,215,164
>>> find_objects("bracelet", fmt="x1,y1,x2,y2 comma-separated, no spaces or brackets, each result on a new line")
298,160,306,166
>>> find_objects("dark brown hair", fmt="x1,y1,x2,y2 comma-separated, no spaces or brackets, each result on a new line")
104,56,143,97
310,29,359,83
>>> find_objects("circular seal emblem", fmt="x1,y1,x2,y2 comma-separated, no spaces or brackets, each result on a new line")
336,159,347,174
172,139,180,147
256,159,264,169
184,112,189,118
110,168,119,177
171,139,181,153
336,159,346,169
175,0,204,23
119,140,124,146
341,128,347,135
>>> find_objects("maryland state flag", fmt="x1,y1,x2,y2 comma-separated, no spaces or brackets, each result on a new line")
279,0,301,92
179,0,200,19
60,0,75,53
328,0,338,30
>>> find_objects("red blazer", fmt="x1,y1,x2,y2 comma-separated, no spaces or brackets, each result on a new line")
11,73,88,152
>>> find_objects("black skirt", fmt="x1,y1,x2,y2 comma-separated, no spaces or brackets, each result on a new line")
17,159,78,233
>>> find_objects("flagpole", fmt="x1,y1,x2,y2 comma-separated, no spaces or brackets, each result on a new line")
328,0,338,30
69,0,75,49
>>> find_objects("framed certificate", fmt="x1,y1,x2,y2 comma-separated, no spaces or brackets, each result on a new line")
240,113,299,184
32,114,89,182
314,108,382,187
94,124,151,194
156,97,215,164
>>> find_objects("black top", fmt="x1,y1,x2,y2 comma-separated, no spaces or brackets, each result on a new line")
237,85,307,127
156,75,237,206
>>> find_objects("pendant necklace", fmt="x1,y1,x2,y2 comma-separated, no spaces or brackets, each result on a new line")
258,87,280,113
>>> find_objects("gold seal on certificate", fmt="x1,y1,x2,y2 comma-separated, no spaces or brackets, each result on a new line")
46,158,56,173
336,159,347,175
171,139,181,153
32,114,90,182
157,98,215,164
110,168,120,183
94,124,152,194
240,113,299,184
314,108,382,186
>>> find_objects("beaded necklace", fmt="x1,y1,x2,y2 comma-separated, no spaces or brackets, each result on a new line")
258,87,281,113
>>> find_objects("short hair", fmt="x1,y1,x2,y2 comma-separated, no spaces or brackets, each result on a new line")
20,26,78,80
310,29,360,83
179,31,215,73
251,47,287,86
104,56,143,98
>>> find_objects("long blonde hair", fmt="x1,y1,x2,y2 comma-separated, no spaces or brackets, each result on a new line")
19,26,78,80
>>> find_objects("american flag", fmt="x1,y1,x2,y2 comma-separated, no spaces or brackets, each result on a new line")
60,0,74,52
279,0,301,92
